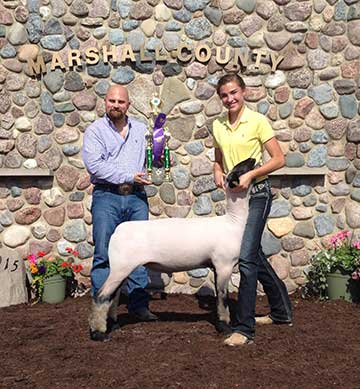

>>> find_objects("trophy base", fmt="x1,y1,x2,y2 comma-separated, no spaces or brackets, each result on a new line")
146,168,171,185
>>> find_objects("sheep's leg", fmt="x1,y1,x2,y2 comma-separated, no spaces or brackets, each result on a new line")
89,273,127,342
214,265,233,334
107,287,121,333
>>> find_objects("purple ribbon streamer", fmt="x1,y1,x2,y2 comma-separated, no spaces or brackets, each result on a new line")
152,113,166,164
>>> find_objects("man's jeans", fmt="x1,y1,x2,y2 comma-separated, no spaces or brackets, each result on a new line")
91,186,150,312
232,181,292,339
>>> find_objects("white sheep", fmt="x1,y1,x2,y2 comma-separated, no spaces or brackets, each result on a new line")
89,158,256,341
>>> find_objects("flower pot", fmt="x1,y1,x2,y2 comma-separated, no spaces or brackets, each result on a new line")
326,271,360,303
42,275,66,304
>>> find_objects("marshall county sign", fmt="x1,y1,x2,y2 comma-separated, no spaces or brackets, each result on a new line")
27,43,284,76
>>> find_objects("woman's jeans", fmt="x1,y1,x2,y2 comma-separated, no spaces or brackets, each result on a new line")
91,186,150,313
232,180,292,339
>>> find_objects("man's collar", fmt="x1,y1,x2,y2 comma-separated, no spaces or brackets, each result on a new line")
105,114,131,130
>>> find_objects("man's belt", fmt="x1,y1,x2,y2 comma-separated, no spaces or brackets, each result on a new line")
96,183,145,195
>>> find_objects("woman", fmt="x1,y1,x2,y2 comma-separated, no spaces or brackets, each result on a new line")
213,74,292,346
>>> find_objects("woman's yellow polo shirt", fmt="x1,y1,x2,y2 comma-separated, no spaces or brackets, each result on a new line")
212,106,274,178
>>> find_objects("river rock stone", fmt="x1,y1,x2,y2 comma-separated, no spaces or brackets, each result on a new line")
64,72,85,91
171,166,191,189
38,147,63,170
130,1,153,20
43,188,65,207
0,210,13,227
3,225,30,249
185,18,213,40
0,91,11,114
193,194,212,215
308,83,333,105
54,127,79,144
314,214,335,236
345,200,360,228
63,219,87,242
284,2,312,21
339,95,358,119
6,198,24,212
8,22,28,45
159,183,176,205
4,151,23,168
192,175,217,195
261,230,282,256
348,20,360,46
293,221,315,238
327,157,350,171
161,78,191,115
287,68,313,88
268,217,293,237
15,207,41,225
75,242,93,259
67,202,84,219
191,156,213,177
55,165,80,191
43,206,65,226
16,133,37,158
269,200,291,217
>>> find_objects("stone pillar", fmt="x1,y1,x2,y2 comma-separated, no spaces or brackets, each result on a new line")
0,246,28,307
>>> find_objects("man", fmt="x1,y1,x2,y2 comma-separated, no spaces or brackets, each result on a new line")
82,85,158,339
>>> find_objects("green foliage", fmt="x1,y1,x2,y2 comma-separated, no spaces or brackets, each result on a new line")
304,231,360,300
26,248,83,303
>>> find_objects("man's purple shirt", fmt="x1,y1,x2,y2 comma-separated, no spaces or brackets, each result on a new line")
82,115,147,185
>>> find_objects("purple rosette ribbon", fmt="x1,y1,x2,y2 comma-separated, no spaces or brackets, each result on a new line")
152,113,166,164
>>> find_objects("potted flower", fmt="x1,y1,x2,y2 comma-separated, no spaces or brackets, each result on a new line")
304,231,360,302
26,247,83,304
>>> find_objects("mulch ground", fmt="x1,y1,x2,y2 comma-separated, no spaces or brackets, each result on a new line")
0,292,359,389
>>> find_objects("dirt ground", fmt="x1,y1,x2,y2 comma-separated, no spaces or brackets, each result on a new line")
0,291,359,389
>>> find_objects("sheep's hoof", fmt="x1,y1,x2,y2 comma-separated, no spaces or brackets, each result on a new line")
216,320,232,335
107,317,121,333
89,329,111,342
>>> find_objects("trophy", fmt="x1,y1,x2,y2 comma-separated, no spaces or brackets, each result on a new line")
145,94,171,181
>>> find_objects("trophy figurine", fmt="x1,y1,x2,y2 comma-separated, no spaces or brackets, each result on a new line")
145,94,171,182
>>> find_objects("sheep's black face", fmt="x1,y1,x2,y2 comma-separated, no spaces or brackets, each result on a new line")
226,158,256,188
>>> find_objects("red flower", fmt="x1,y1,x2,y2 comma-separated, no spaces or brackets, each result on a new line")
72,264,83,273
61,261,70,267
65,247,73,253
37,251,46,257
72,251,79,257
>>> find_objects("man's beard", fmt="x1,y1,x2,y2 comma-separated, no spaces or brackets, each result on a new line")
108,109,124,121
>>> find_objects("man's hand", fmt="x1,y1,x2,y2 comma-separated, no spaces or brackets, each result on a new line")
134,172,151,185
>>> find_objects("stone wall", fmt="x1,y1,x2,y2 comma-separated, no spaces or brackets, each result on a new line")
0,0,360,296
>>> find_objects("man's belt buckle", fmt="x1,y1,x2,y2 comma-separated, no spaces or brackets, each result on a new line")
117,183,133,195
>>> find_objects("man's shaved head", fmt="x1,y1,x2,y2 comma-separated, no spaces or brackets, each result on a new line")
105,85,130,123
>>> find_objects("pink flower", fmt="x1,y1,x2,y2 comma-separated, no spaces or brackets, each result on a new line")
27,254,37,264
351,271,359,281
352,241,360,250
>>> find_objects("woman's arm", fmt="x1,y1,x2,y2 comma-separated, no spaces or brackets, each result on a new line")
235,137,285,190
214,147,226,190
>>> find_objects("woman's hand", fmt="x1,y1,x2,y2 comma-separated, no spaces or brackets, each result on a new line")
214,170,226,190
229,171,253,192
